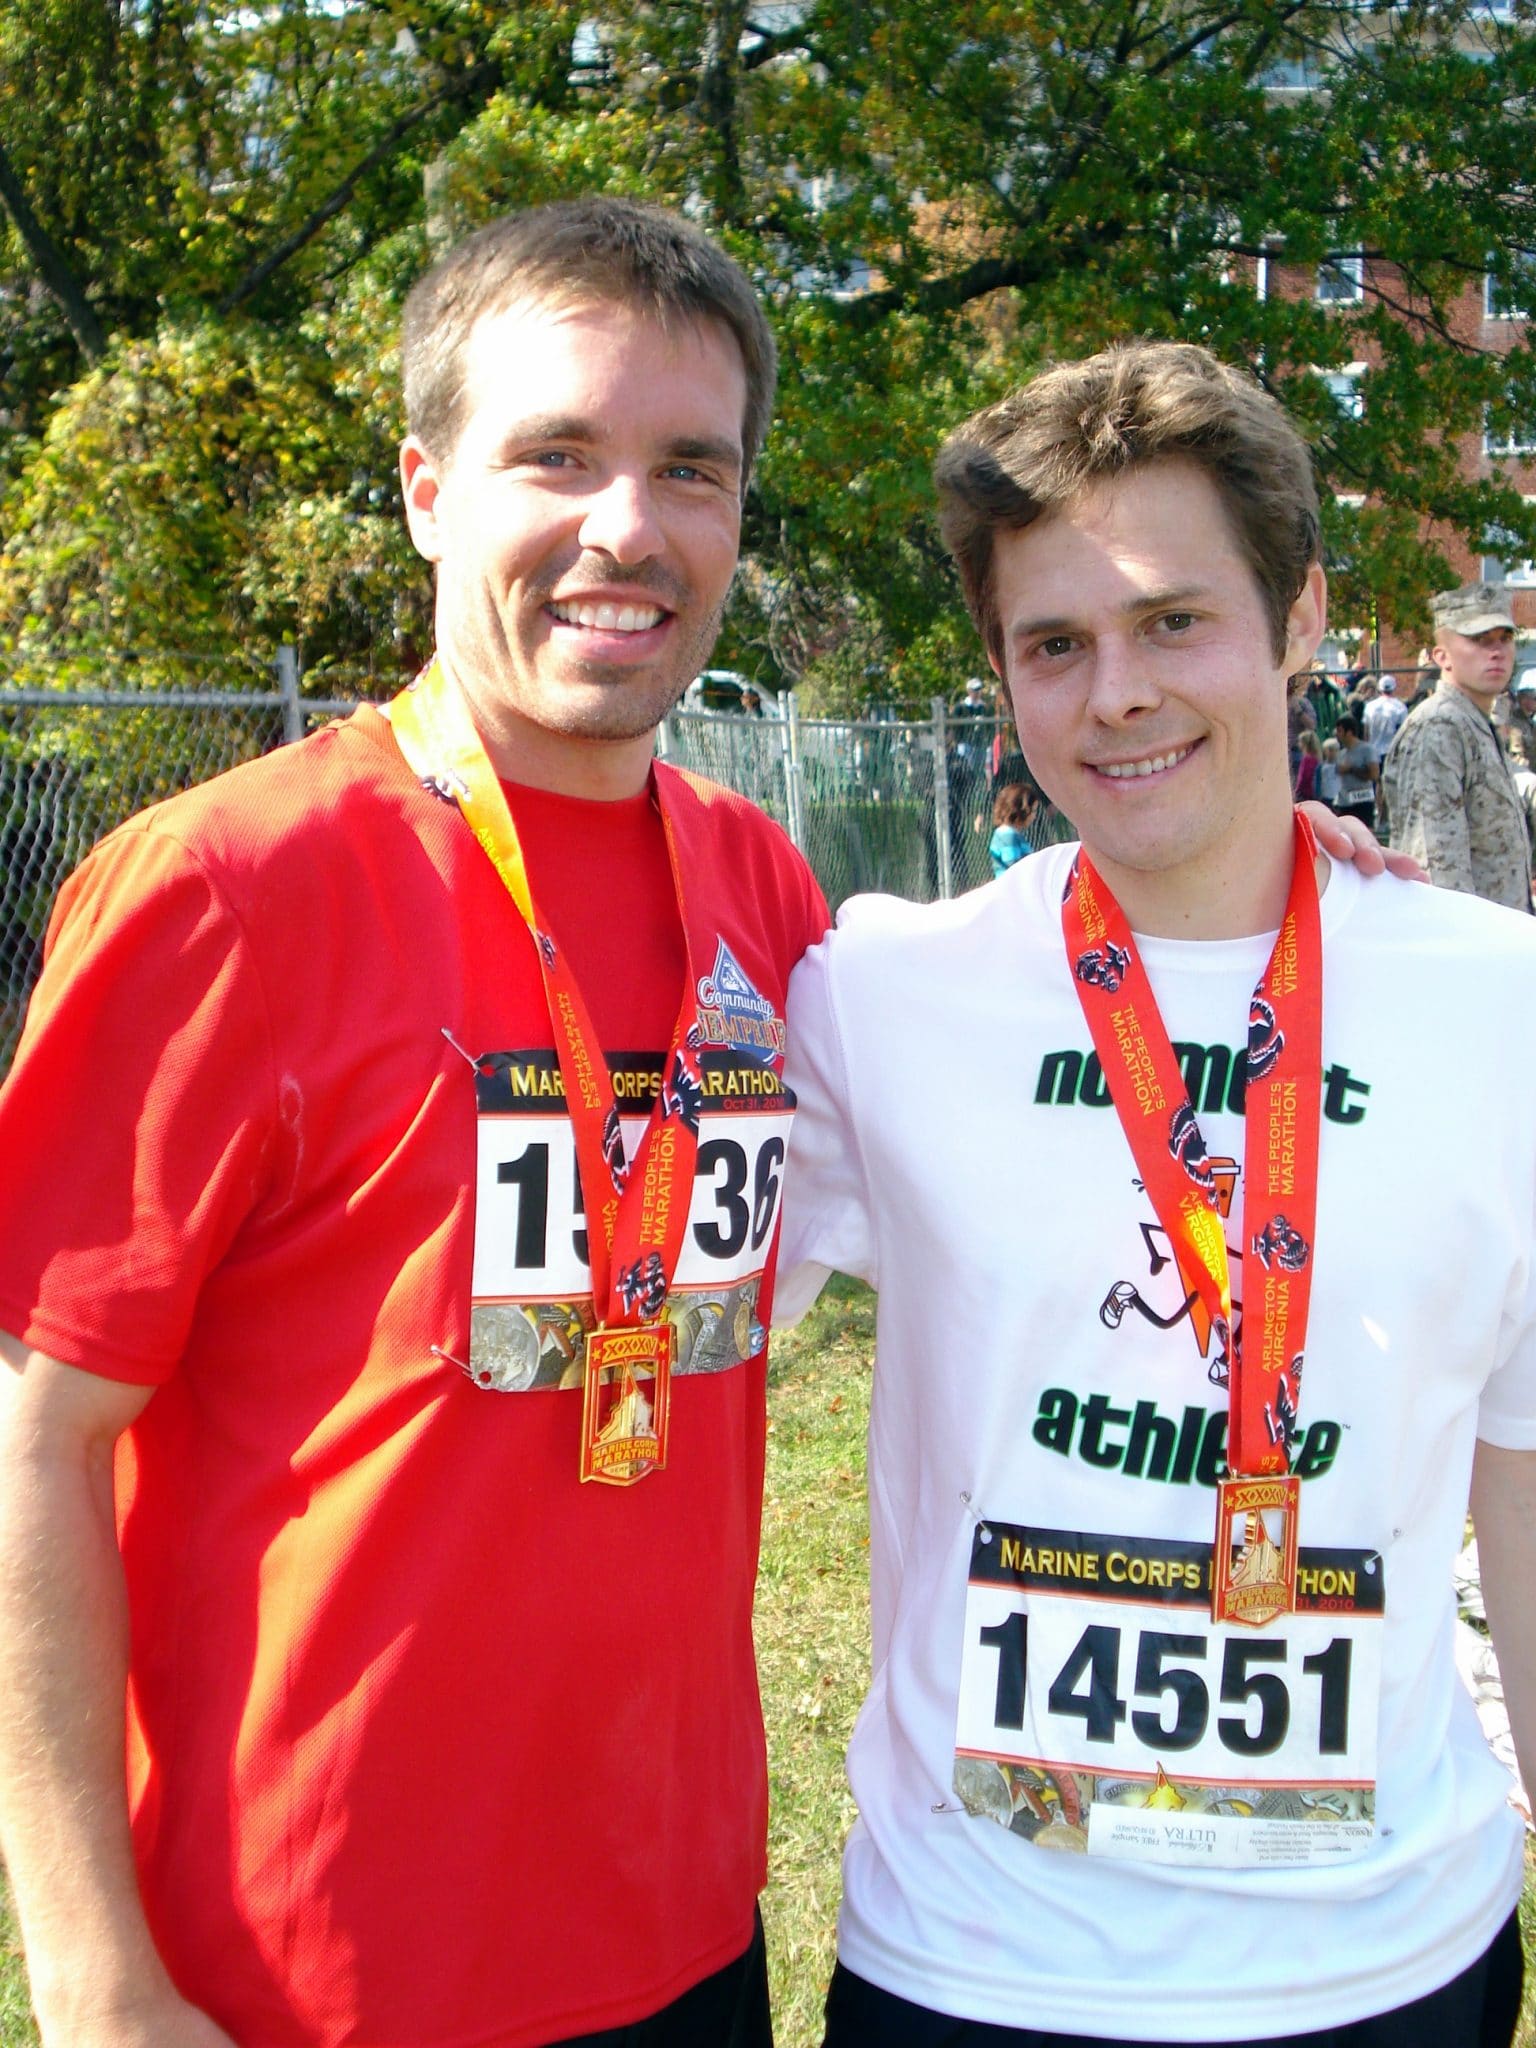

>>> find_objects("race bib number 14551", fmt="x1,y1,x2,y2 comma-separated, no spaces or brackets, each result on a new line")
954,1519,1382,1870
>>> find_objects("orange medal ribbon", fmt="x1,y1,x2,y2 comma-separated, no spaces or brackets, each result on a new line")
389,660,710,1486
1061,813,1324,1624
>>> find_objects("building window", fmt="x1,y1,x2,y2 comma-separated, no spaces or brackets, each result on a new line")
1258,50,1325,90
1484,412,1536,458
1485,263,1534,321
1482,505,1536,586
1316,256,1364,305
1320,365,1366,419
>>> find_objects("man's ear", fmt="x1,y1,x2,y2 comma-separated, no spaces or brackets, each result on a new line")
1283,561,1328,676
400,437,446,564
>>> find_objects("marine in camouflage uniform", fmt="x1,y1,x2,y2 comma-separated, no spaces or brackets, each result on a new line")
1382,583,1531,910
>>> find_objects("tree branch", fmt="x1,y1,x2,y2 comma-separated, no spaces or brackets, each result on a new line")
697,0,750,223
837,248,1075,329
216,61,500,315
740,15,813,70
0,137,106,363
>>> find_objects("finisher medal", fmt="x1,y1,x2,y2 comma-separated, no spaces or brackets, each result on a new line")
1062,814,1324,1624
1212,1473,1301,1628
580,1324,675,1485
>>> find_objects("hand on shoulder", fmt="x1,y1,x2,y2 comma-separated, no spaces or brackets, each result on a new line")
1298,800,1427,882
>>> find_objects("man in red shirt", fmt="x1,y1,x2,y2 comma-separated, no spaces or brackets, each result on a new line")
0,198,828,2048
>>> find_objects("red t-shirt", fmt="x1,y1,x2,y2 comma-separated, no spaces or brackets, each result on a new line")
0,708,829,2046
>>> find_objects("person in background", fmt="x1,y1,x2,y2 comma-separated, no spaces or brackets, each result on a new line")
1294,726,1322,802
1496,674,1536,863
989,782,1038,878
1495,673,1536,774
1334,709,1379,832
1364,673,1407,759
1286,677,1317,780
1347,673,1378,721
1318,732,1343,808
1304,662,1343,742
1383,584,1531,911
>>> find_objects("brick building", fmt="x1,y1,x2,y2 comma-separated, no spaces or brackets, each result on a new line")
1256,247,1536,674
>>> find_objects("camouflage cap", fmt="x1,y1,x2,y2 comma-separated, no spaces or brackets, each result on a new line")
1431,582,1516,637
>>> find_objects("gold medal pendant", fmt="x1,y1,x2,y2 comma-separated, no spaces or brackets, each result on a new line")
1212,1474,1300,1627
579,1324,674,1485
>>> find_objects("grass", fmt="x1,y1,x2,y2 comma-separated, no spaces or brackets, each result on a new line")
0,1880,29,2048
758,1274,877,2045
0,1275,1531,2045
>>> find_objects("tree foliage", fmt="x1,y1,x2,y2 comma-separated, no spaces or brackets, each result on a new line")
3,0,1536,703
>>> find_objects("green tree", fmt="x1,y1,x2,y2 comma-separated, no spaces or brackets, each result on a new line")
3,0,1536,702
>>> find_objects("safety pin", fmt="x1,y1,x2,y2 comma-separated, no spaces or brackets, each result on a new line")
959,1490,993,1545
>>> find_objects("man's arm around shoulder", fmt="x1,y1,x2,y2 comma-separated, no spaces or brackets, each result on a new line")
0,1331,236,2047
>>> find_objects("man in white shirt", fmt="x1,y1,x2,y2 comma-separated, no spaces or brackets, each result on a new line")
1363,674,1406,758
780,341,1536,2048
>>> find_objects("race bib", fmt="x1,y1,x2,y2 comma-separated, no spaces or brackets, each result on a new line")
954,1518,1382,1870
466,1049,793,1392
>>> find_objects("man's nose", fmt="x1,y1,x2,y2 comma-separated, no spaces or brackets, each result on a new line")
578,471,666,564
1086,637,1162,723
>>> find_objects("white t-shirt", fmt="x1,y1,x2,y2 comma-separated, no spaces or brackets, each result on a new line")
1364,693,1407,758
778,846,1536,2040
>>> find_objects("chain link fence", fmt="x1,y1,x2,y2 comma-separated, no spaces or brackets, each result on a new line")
660,697,1070,904
1,665,1068,1073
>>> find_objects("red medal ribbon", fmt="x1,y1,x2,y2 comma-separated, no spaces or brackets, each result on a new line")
388,660,711,1480
1061,814,1324,1616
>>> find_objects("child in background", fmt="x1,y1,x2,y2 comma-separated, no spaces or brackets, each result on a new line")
1318,734,1342,808
1294,728,1322,802
989,783,1036,878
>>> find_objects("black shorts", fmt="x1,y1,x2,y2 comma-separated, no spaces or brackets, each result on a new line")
821,1908,1523,2048
551,1907,773,2047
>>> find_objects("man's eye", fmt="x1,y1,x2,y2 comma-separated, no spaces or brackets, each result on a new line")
529,450,576,469
1160,612,1194,632
1039,635,1074,658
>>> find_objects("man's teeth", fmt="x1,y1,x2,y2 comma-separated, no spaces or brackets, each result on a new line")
549,599,665,632
1099,747,1192,780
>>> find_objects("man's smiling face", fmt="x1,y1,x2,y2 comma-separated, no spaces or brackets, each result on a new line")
991,458,1325,932
401,295,747,793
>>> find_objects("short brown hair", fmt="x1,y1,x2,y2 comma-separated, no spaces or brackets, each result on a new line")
402,196,777,482
993,781,1036,829
934,341,1320,668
